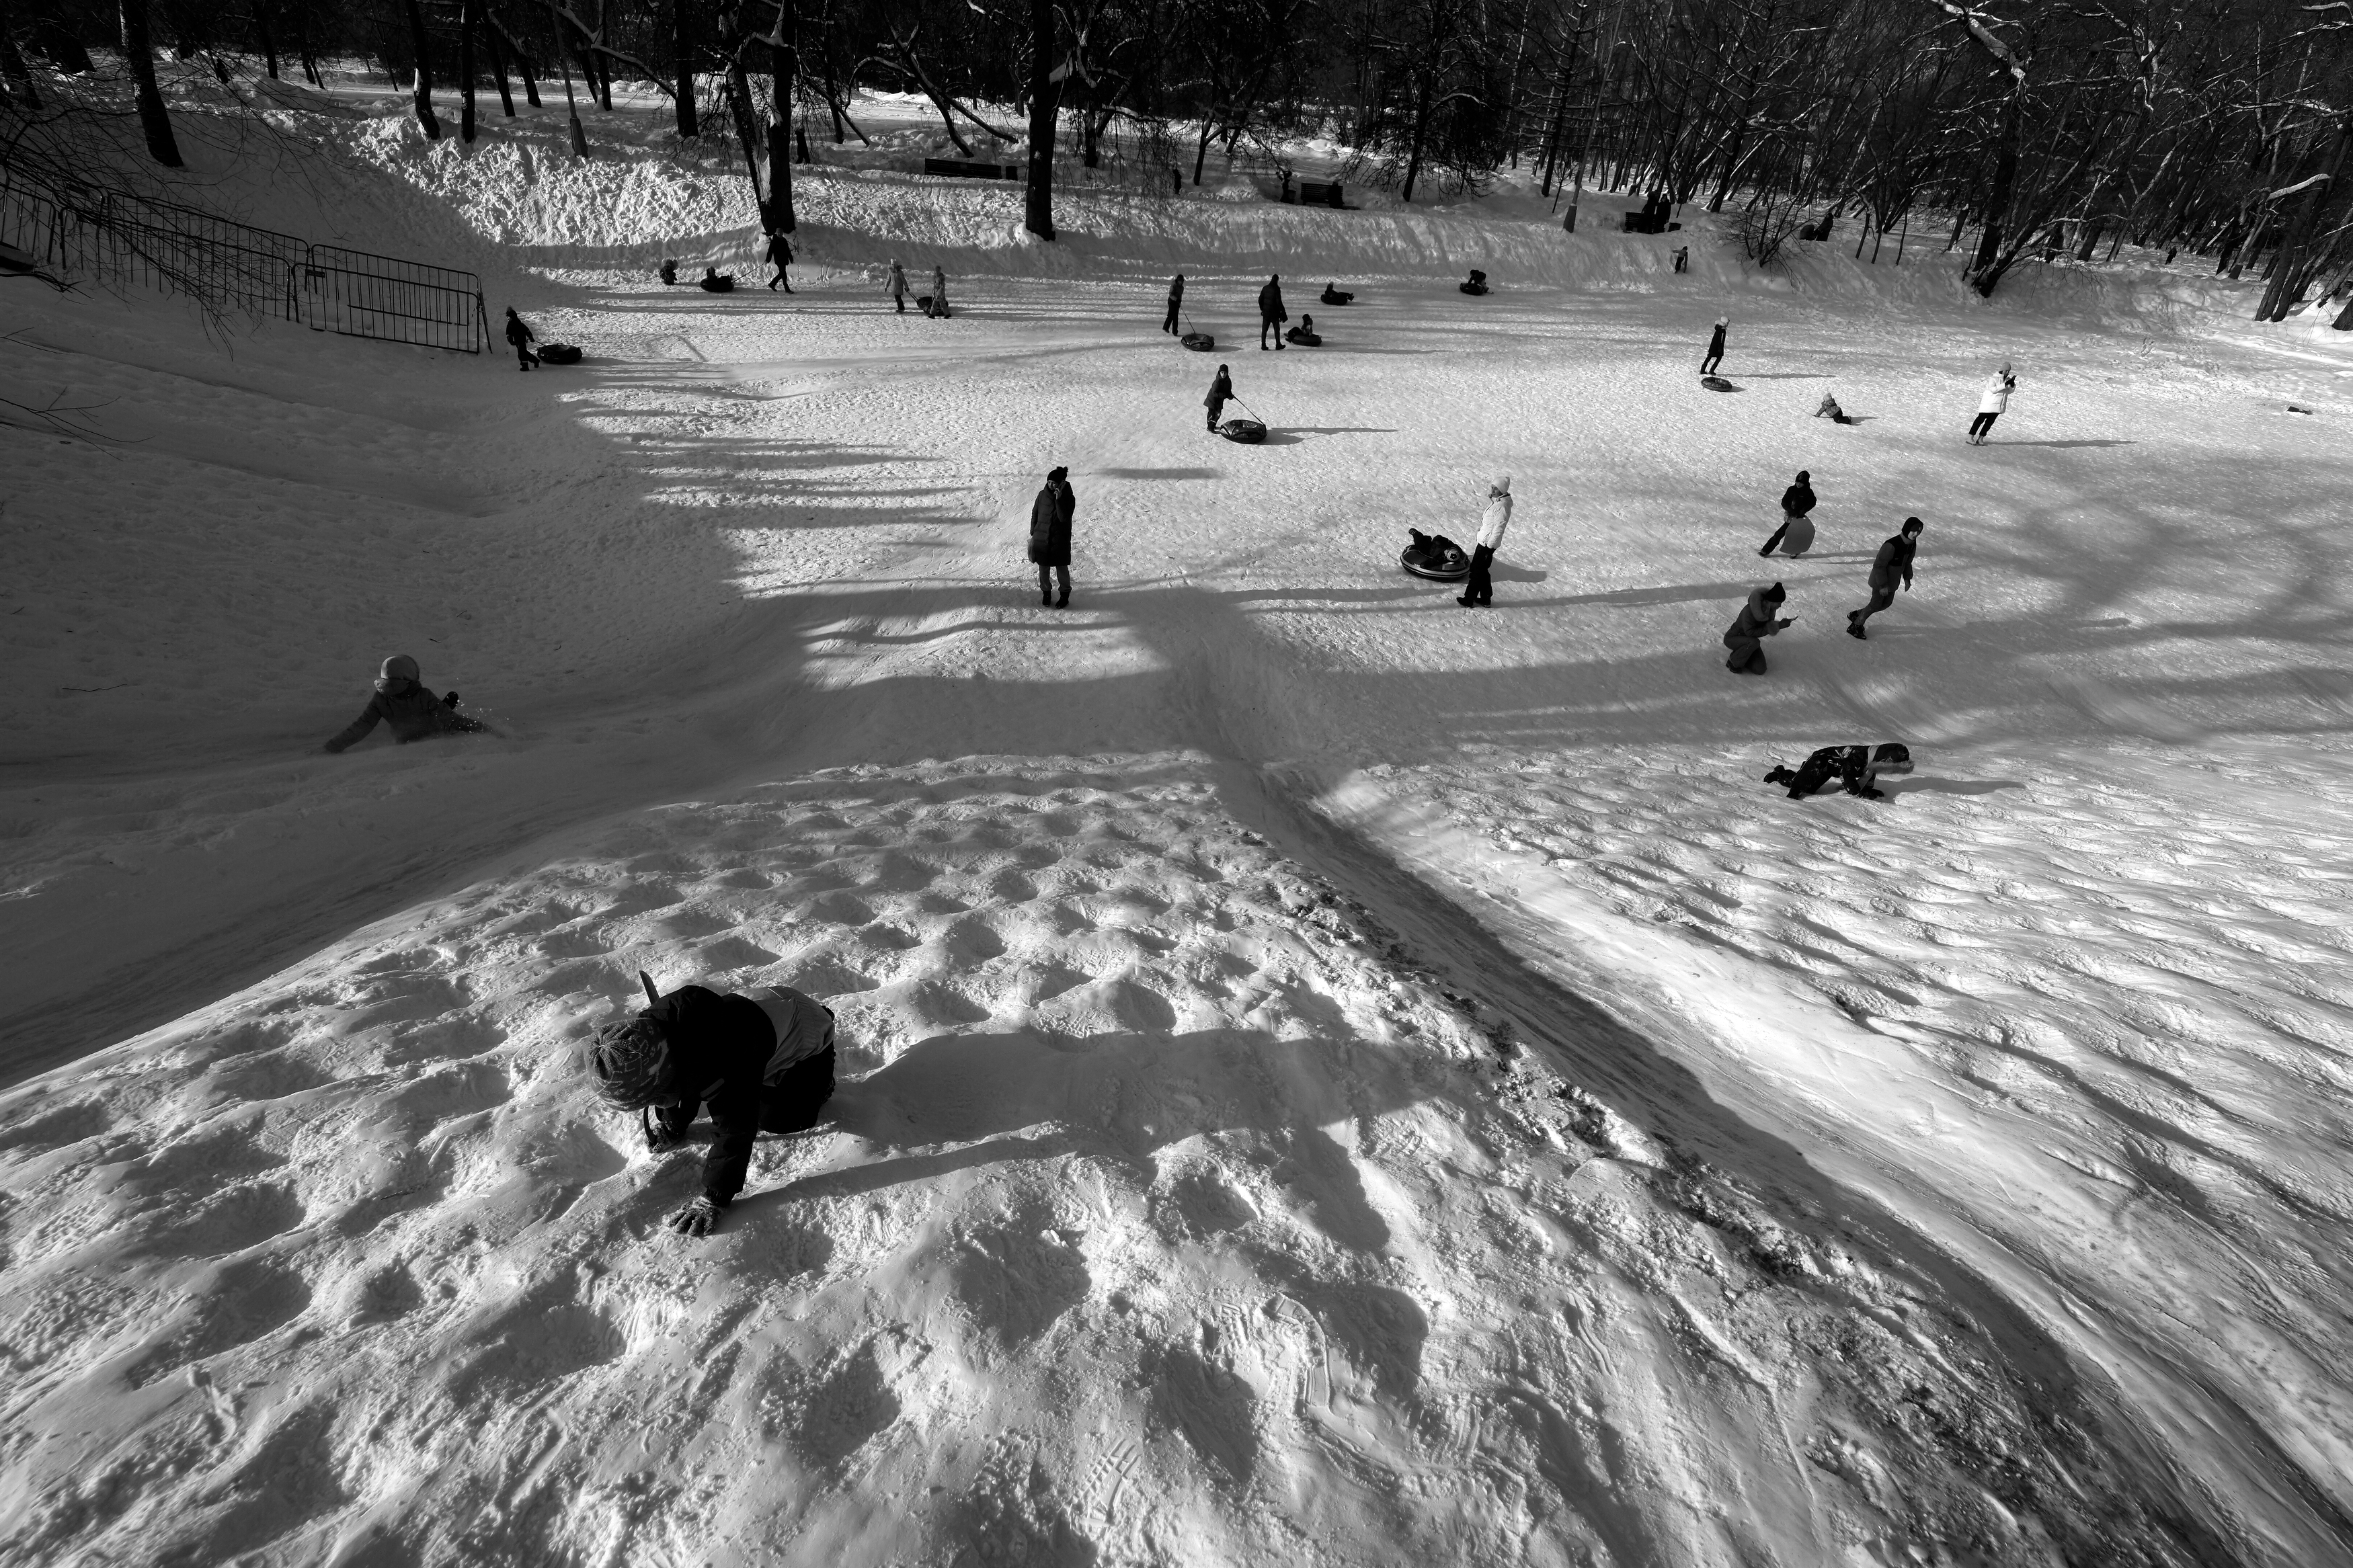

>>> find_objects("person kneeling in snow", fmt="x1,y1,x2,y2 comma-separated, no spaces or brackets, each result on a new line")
1723,582,1793,675
1814,393,1852,424
1764,743,1913,800
588,973,838,1237
323,655,487,752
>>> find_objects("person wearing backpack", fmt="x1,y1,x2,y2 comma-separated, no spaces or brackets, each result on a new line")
586,973,839,1237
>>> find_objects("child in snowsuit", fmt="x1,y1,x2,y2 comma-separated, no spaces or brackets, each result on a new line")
1205,364,1233,431
927,267,950,318
322,655,487,752
1258,274,1287,349
1847,517,1923,638
1765,743,1914,800
1815,393,1851,423
1029,465,1075,607
1286,313,1319,345
765,231,794,292
1163,274,1185,335
1723,583,1792,674
1458,478,1511,608
1967,364,2016,444
1758,470,1817,556
504,307,537,370
887,260,908,313
587,973,838,1238
1701,316,1728,376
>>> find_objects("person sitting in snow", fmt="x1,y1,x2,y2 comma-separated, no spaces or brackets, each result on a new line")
1814,393,1851,424
586,972,839,1238
1285,312,1320,346
322,655,488,753
1764,743,1914,800
1723,582,1793,675
1205,364,1234,431
700,266,735,292
659,259,679,286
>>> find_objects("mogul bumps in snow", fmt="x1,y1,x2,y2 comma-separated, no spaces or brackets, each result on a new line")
588,973,839,1238
1758,470,1817,557
321,655,489,752
1723,582,1794,675
1764,743,1915,800
1847,516,1923,638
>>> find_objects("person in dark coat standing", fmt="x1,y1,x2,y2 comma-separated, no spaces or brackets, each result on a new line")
1723,582,1793,675
1758,470,1817,556
765,231,794,292
586,973,838,1237
1029,466,1076,607
1205,364,1233,431
1163,274,1185,335
1847,517,1923,638
1258,274,1288,350
323,654,487,751
1700,315,1728,376
504,306,538,371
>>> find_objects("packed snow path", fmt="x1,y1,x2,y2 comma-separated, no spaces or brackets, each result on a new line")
5,195,2353,1565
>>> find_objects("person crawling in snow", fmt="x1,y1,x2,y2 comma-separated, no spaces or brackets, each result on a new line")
587,973,839,1237
1764,743,1914,800
322,655,488,753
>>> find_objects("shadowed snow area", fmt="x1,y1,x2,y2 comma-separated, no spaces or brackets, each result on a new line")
4,87,2353,1568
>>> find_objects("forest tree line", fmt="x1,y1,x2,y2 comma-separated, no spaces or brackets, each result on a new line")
4,0,2352,317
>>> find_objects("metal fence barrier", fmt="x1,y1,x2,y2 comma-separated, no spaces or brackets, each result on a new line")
0,178,490,356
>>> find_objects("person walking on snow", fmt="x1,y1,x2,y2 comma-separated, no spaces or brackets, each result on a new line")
1259,273,1289,350
1847,517,1923,638
323,655,487,752
885,260,908,313
1701,315,1728,376
765,231,794,292
504,306,538,371
1163,274,1185,335
586,972,838,1238
1205,364,1234,431
1758,470,1817,556
927,265,951,319
1967,364,2016,444
1029,466,1076,608
1458,478,1512,608
1723,582,1794,675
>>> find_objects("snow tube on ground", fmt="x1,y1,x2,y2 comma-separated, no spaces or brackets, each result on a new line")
1285,329,1321,346
1219,419,1267,444
1401,537,1471,581
1459,282,1488,295
537,343,583,365
699,276,735,293
1702,375,1737,392
1181,331,1215,351
1320,288,1353,305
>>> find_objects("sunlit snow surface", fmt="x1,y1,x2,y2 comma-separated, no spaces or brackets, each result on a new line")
3,85,2352,1568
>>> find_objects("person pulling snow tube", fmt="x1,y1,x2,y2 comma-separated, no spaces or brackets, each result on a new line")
1320,283,1354,305
1400,528,1471,581
1459,269,1489,296
1218,418,1267,444
537,343,583,365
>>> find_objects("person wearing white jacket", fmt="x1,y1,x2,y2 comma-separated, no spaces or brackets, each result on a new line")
1458,477,1512,608
1967,363,2016,444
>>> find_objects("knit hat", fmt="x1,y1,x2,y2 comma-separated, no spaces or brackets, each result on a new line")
1493,477,1511,493
587,1015,673,1111
1047,466,1068,483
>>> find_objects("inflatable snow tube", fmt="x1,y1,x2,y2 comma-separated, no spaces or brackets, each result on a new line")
1701,375,1737,392
699,276,736,293
1218,419,1267,444
537,343,583,366
1181,331,1215,351
1320,289,1353,305
1458,282,1489,296
1285,329,1321,346
1400,542,1471,581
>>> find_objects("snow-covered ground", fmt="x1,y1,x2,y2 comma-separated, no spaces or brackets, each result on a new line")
4,83,2353,1567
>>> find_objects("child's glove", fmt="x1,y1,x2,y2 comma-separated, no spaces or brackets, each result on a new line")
667,1196,722,1238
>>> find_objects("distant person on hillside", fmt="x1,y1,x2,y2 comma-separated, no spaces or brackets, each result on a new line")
1205,363,1233,431
1672,245,1689,274
586,972,838,1239
1458,477,1512,608
504,306,538,371
659,259,678,286
1163,273,1185,335
1723,582,1793,675
1758,470,1817,556
1764,743,1914,800
322,655,488,753
1815,392,1851,423
1847,517,1923,639
764,231,794,292
1029,465,1076,608
1967,364,2016,444
886,259,909,313
1701,315,1728,376
927,265,951,318
1258,273,1288,350
1320,282,1353,304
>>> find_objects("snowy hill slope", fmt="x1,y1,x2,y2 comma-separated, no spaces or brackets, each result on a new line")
6,84,2353,1567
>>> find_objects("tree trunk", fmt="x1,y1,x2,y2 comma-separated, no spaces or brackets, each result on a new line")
1968,95,2020,286
486,17,514,114
458,0,476,141
720,12,765,212
672,0,696,135
512,26,539,106
120,0,183,164
1023,0,1058,239
32,0,92,72
2258,115,2353,321
255,3,277,79
551,0,586,154
766,0,795,233
1400,65,1436,204
402,0,440,138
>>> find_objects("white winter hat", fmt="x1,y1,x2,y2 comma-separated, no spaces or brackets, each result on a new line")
1493,477,1511,493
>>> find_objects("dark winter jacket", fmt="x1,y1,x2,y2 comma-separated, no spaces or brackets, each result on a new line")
643,985,834,1206
1706,322,1726,355
504,315,534,347
323,675,482,752
1869,532,1919,591
1723,588,1789,650
1257,279,1287,323
1205,370,1232,409
766,233,793,264
1779,481,1816,518
1028,479,1075,567
1167,275,1184,304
